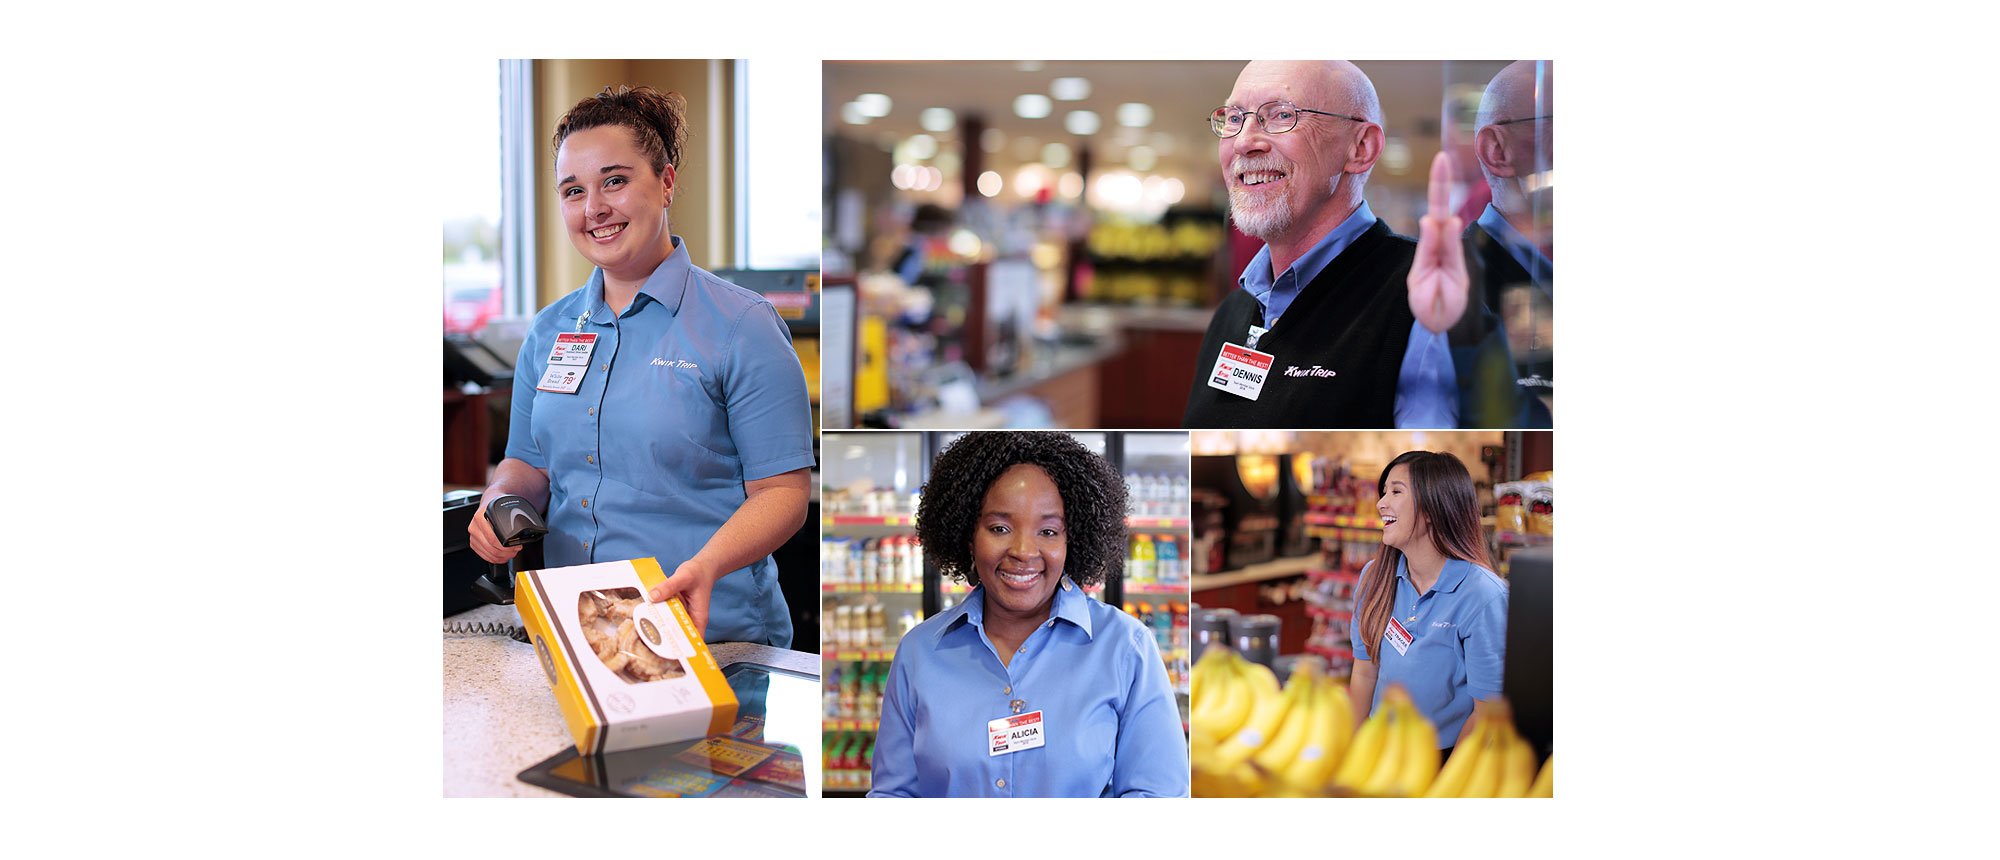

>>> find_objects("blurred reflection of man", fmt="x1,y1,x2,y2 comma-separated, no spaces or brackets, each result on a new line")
1184,60,1475,429
1461,60,1554,423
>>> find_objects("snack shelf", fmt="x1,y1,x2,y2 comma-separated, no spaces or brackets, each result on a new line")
826,718,880,733
820,583,923,594
825,649,896,662
1303,513,1383,529
1125,582,1190,596
1125,516,1190,530
824,514,915,527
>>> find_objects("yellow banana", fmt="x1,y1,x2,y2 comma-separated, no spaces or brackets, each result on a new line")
1245,665,1318,776
1193,655,1252,745
1395,697,1440,797
1319,675,1354,777
1358,688,1414,795
1214,663,1298,769
1459,709,1507,797
1422,709,1488,798
1527,753,1553,798
1333,689,1390,789
1276,676,1337,792
1497,732,1536,798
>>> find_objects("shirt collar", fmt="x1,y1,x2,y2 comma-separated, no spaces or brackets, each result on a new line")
1237,200,1376,305
1475,204,1551,285
929,575,1095,647
1395,555,1476,594
579,235,693,324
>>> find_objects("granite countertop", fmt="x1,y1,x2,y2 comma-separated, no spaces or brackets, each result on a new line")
443,602,820,797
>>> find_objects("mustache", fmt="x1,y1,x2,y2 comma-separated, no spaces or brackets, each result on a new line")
1228,154,1292,176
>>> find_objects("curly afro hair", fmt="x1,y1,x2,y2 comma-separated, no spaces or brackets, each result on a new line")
916,432,1128,589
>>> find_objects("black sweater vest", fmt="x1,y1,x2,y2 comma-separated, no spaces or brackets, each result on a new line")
1182,219,1417,428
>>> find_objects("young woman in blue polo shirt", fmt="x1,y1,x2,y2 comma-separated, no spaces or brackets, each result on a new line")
868,433,1188,797
1348,450,1508,758
467,86,815,647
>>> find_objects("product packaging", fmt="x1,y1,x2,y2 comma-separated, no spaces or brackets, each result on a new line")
515,558,739,755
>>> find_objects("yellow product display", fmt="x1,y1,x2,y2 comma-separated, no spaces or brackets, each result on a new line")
515,558,738,756
1421,698,1547,798
1190,651,1354,797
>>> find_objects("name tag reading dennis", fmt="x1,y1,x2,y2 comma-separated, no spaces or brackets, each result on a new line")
1208,342,1274,401
988,710,1046,756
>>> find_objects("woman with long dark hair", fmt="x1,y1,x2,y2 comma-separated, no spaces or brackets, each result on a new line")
1348,450,1508,757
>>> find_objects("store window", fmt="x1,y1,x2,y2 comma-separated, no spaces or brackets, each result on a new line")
442,60,535,334
736,58,820,270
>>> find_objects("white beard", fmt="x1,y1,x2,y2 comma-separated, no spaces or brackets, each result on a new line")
1228,183,1291,240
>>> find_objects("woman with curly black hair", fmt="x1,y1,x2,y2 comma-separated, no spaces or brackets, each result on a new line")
868,432,1190,797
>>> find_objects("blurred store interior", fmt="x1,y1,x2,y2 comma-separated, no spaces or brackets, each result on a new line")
820,60,1548,429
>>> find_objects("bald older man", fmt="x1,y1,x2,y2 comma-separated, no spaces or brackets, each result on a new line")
1460,60,1554,425
1184,60,1477,429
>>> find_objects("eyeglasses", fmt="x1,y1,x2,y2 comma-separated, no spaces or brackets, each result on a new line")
1209,100,1367,138
1489,115,1553,126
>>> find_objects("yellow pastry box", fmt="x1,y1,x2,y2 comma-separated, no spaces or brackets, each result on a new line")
515,558,738,755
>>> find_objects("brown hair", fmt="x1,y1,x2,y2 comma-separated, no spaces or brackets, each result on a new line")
551,85,689,177
1355,451,1491,660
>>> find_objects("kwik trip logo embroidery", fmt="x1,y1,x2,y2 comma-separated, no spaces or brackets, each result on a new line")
1282,365,1338,378
650,358,699,370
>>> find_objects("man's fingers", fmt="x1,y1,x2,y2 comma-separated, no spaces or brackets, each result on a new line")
648,576,685,603
1427,150,1454,215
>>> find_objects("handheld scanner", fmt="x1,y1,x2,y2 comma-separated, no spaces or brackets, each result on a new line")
486,494,548,547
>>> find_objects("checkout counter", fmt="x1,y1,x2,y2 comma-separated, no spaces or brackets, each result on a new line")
443,602,821,797
443,493,823,797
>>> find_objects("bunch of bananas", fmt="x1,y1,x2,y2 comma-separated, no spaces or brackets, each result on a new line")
1189,648,1351,796
1421,698,1554,797
1331,685,1439,796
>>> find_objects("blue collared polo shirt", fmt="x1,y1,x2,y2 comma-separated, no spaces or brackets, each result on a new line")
868,577,1189,797
1351,556,1508,746
505,237,816,646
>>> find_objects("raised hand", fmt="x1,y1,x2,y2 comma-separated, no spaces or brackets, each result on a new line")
1409,150,1470,333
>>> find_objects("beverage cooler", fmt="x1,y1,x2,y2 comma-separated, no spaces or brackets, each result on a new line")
820,431,1191,796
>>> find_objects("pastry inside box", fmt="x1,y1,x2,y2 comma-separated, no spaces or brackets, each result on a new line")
515,558,738,755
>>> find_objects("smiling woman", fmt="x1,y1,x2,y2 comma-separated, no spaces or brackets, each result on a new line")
868,432,1190,798
466,84,816,648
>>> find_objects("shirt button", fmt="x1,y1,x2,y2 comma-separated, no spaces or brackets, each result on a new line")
1002,686,1011,695
995,779,1006,788
583,541,590,550
581,498,589,508
587,454,595,465
600,363,609,371
587,407,595,416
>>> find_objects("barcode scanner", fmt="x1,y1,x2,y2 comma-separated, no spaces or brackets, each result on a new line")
473,494,547,606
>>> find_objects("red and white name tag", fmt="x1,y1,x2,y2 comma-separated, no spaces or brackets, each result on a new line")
988,710,1046,756
536,333,598,394
1207,342,1274,401
1385,618,1414,656
545,332,597,366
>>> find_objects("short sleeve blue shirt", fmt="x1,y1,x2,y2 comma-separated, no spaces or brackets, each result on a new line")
505,237,816,646
1350,557,1508,746
868,577,1190,797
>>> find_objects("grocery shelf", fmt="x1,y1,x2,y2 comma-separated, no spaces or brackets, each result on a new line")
1303,513,1383,529
1192,554,1317,591
1306,525,1387,541
823,514,915,527
1304,604,1353,621
1124,582,1190,596
825,649,897,661
820,583,923,594
825,718,880,733
1125,516,1190,530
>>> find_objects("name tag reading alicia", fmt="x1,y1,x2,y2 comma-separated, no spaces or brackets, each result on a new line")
988,710,1047,756
1207,342,1274,401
